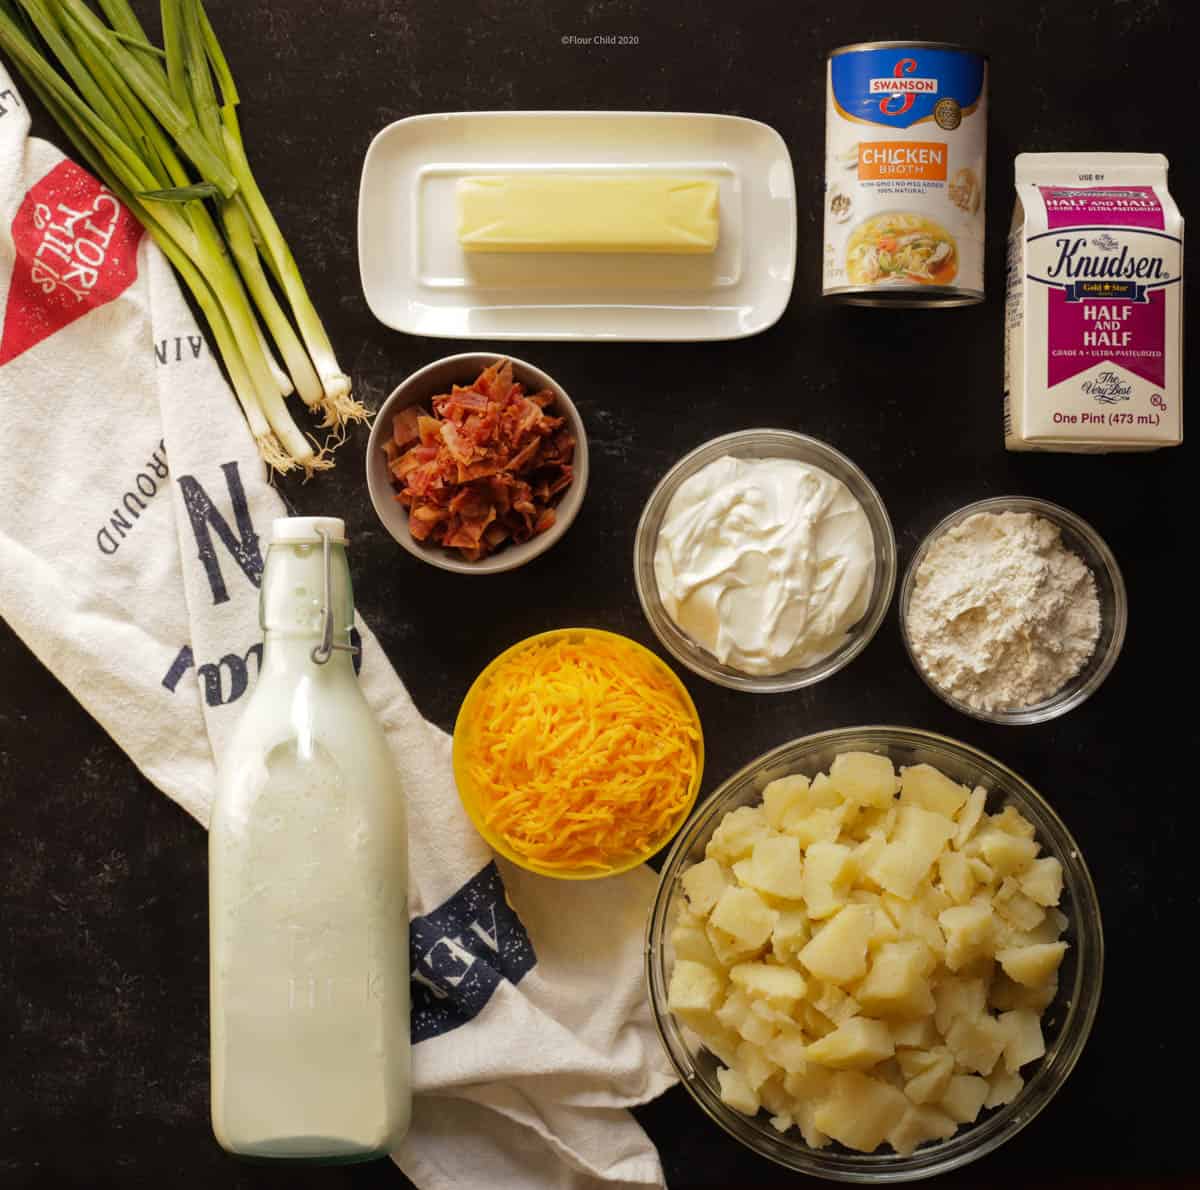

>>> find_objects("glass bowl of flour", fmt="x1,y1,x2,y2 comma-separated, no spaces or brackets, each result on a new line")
899,497,1127,725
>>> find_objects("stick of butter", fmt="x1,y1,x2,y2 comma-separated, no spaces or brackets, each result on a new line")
456,175,719,254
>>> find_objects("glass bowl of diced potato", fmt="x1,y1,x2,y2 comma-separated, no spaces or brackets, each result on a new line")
646,727,1102,1181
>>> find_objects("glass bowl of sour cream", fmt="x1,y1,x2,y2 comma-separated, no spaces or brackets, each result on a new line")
634,430,896,693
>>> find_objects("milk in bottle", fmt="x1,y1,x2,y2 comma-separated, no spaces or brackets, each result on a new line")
209,516,410,1161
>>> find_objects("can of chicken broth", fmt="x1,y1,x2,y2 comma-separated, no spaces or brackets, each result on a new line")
823,41,988,306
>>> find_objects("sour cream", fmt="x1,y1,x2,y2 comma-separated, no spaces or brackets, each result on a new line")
653,456,875,675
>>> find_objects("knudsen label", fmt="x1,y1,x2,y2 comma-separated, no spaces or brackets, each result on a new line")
823,41,987,307
1005,153,1183,452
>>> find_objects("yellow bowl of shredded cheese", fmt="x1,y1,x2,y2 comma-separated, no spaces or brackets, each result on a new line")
453,628,705,879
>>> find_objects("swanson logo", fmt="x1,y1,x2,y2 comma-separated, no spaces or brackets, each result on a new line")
869,58,938,116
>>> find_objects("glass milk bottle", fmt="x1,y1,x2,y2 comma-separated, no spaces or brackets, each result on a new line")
209,516,411,1161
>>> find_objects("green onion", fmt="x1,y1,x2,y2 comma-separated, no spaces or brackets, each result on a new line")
221,104,365,427
0,0,356,474
139,181,220,202
112,29,166,59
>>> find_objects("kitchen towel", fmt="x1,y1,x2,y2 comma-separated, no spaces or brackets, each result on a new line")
0,65,675,1190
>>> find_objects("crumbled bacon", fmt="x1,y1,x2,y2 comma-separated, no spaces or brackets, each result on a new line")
386,359,575,561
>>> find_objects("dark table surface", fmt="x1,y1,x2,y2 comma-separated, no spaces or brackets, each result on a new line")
1,1,1193,1187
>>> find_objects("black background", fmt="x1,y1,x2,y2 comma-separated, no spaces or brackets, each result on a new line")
1,2,1193,1188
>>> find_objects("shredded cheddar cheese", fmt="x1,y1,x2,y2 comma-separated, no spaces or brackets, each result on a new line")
459,631,702,872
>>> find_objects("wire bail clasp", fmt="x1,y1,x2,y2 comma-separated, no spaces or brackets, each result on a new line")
310,527,360,666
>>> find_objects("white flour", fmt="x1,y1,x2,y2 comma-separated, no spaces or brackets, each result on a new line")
907,512,1101,712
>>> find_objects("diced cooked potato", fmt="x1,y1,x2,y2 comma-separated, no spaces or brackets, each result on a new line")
939,1074,989,1124
875,1057,906,1088
860,901,903,949
668,959,723,1015
730,961,808,1008
994,879,1047,933
953,786,988,850
682,1017,741,1068
998,1009,1045,1072
900,764,969,818
710,886,777,955
794,1106,832,1150
917,880,953,918
944,1013,1007,1076
830,752,899,808
715,987,752,1031
811,981,861,1026
805,1016,894,1070
989,971,1058,1014
762,774,812,829
666,754,1066,1157
681,856,730,916
967,856,996,887
814,1071,909,1152
771,907,811,962
888,1104,958,1155
971,827,1039,876
798,904,874,984
899,1047,954,1105
984,1067,1024,1109
786,806,848,848
750,997,791,1027
954,953,996,984
731,857,755,887
991,805,1037,840
719,992,773,1043
769,1026,811,1074
856,940,936,1018
707,805,771,865
871,806,956,899
881,895,946,961
848,834,889,887
844,804,897,842
1020,856,1064,907
891,1017,938,1049
735,1039,779,1091
737,1010,777,1047
808,771,844,808
717,1065,760,1115
998,906,1067,949
784,1065,834,1149
744,835,807,900
800,840,855,919
933,976,988,1036
896,1046,943,1080
938,850,977,904
996,941,1067,988
939,902,996,972
705,921,751,968
783,1063,831,1100
798,1004,832,1040
759,1079,792,1118
671,920,721,967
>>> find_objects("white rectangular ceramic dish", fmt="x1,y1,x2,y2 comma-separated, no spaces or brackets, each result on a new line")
357,111,797,341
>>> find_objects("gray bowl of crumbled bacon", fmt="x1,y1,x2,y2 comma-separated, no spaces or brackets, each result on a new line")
366,353,588,574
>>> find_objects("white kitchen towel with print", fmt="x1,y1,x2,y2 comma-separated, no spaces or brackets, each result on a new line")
0,67,674,1190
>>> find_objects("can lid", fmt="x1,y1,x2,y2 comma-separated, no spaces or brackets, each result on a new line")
828,40,988,59
271,516,348,544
